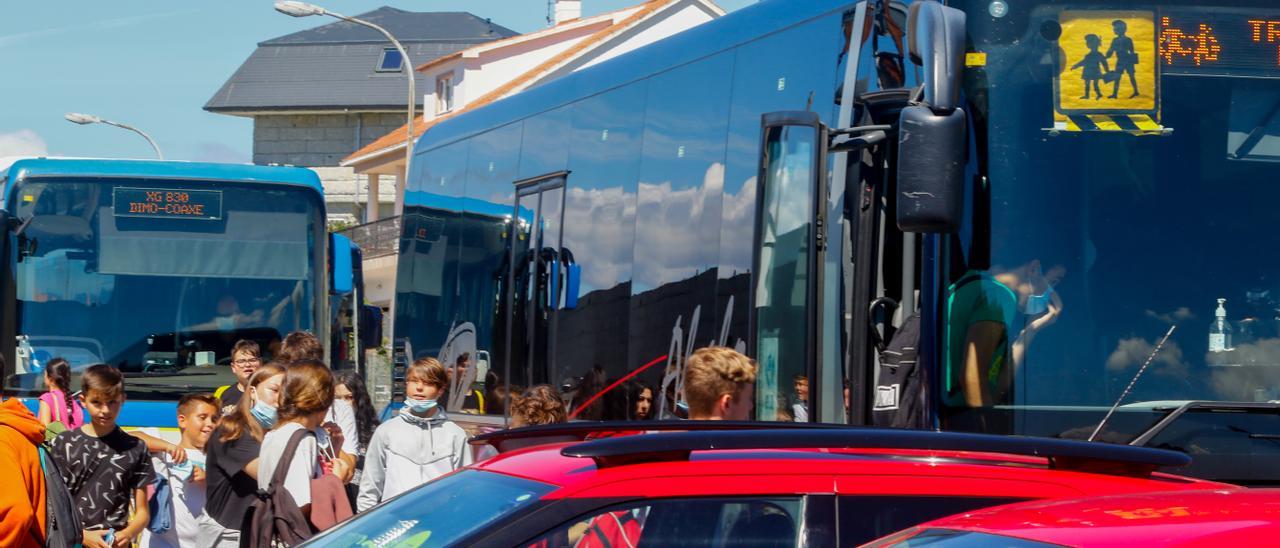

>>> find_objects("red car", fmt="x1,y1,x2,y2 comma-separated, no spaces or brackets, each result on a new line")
865,488,1280,547
305,424,1234,547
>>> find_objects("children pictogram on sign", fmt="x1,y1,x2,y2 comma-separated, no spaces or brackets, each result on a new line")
1106,20,1141,98
1071,34,1109,99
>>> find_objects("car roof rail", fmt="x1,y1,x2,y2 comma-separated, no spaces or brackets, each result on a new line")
470,420,847,453
559,427,1192,477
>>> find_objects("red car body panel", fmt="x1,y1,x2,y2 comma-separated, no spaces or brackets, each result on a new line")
874,489,1280,547
474,443,1233,502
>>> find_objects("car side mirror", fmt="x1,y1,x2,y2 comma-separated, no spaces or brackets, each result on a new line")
897,0,968,233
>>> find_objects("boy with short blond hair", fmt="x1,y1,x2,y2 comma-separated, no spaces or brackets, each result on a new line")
357,357,470,511
52,364,153,548
141,393,219,548
683,347,758,421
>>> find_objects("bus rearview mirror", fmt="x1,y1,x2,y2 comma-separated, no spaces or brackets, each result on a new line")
896,106,967,233
329,233,355,294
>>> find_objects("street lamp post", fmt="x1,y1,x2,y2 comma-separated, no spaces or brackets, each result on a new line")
274,0,415,183
64,112,164,160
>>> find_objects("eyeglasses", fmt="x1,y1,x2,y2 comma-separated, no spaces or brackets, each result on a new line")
232,359,261,366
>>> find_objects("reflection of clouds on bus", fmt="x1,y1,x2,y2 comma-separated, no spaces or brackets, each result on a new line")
1211,339,1280,400
719,173,756,275
632,161,725,291
1106,336,1189,377
1145,307,1195,325
563,185,637,292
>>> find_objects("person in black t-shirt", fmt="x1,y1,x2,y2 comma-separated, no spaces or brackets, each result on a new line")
197,363,286,548
215,340,262,416
51,364,153,548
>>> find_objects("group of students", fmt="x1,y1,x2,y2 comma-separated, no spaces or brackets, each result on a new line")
0,332,763,548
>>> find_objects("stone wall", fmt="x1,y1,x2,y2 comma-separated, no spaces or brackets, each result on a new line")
252,113,402,221
252,112,404,167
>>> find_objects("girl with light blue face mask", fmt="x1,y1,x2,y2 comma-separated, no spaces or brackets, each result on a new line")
249,372,284,429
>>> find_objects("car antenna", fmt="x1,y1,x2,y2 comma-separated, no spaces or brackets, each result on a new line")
1089,324,1177,442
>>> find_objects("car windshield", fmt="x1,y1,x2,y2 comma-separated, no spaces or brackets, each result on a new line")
942,0,1280,438
3,178,321,398
305,470,554,547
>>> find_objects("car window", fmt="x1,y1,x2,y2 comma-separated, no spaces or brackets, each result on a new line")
838,496,1028,545
305,470,554,547
524,497,803,548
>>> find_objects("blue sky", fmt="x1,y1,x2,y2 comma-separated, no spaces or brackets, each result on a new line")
0,1,755,163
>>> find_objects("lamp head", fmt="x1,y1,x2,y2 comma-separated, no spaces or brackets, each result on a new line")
274,1,325,17
64,112,101,125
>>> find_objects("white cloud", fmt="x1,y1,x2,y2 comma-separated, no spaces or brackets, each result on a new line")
0,129,50,169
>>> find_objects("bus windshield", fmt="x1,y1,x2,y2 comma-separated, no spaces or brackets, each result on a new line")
4,178,322,398
947,0,1280,437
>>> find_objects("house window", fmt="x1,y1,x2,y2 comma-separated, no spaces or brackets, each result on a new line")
436,73,454,113
376,47,403,72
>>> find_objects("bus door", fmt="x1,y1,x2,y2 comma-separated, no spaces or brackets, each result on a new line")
751,113,828,422
507,173,567,391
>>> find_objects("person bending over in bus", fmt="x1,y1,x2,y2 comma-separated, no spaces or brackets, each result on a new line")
184,295,264,334
215,340,261,416
683,347,758,421
140,393,219,548
357,358,470,512
945,260,1062,410
944,269,1018,409
52,364,153,548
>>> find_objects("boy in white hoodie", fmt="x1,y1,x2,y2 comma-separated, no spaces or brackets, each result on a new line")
357,357,471,512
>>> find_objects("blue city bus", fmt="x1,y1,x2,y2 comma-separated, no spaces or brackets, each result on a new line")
392,0,1280,483
0,158,366,440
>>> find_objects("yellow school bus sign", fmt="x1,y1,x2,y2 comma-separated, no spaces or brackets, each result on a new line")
1054,10,1165,134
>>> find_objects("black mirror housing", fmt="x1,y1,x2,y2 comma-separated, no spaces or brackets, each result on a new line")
908,1,967,112
896,105,967,233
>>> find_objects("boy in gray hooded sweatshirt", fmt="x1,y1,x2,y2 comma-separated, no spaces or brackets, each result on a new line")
357,357,472,512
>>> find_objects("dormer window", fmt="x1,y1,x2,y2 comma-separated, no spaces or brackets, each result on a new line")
376,47,403,72
436,73,454,113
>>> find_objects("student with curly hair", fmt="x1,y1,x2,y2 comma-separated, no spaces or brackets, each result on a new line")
510,384,568,428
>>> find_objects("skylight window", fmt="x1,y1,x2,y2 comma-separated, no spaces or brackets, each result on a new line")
376,47,403,72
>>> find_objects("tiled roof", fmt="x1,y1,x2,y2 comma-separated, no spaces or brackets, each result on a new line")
205,8,517,113
262,7,517,45
343,0,677,168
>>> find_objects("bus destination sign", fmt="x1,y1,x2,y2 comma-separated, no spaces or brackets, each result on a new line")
1160,9,1280,76
113,187,223,221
